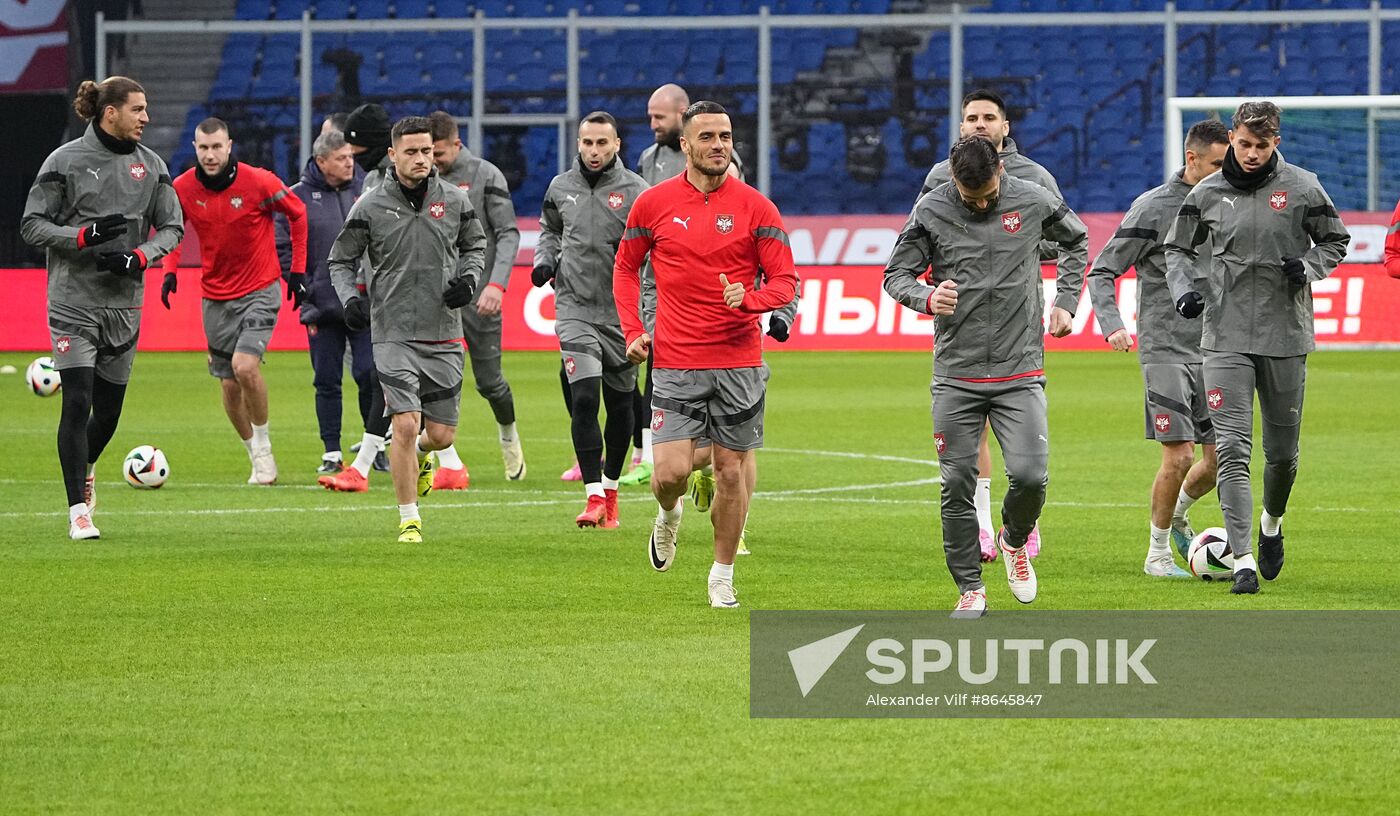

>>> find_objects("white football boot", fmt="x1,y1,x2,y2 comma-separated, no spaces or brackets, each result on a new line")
648,505,681,572
998,528,1038,604
951,587,987,619
708,579,739,609
248,447,278,485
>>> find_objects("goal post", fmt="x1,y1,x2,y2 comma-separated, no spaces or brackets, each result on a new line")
1165,95,1400,211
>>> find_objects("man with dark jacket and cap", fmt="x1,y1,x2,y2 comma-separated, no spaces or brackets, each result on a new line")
344,102,393,190
276,129,389,478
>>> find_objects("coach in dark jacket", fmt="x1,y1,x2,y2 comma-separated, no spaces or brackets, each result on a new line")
276,129,374,472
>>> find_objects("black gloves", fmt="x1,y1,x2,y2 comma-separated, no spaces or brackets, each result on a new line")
95,250,145,279
78,214,126,249
160,272,178,309
767,316,790,342
531,264,556,288
1175,291,1204,319
286,272,308,310
443,276,476,309
1282,256,1307,287
343,296,370,331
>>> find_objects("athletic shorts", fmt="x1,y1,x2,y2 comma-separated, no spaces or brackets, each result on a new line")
47,301,141,385
650,365,768,451
1142,362,1213,444
556,317,636,392
374,340,465,426
202,280,281,379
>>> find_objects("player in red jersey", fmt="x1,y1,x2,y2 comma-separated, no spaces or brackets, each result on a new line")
161,118,308,484
1386,195,1400,279
614,101,798,608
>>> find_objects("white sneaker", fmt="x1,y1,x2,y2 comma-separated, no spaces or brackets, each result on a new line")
501,436,526,480
951,587,987,619
648,506,681,572
1170,514,1196,559
69,513,100,541
998,528,1038,604
248,447,278,485
708,579,740,608
84,476,96,518
1144,553,1192,578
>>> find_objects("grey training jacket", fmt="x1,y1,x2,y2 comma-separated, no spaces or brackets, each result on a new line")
21,125,184,309
327,170,487,343
439,148,520,293
1163,155,1350,357
884,174,1088,380
1087,170,1210,364
535,159,649,326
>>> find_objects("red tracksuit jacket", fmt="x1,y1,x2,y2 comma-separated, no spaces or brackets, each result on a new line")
163,162,308,301
1386,198,1400,279
613,173,798,369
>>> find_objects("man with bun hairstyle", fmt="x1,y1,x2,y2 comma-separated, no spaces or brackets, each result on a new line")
21,76,184,540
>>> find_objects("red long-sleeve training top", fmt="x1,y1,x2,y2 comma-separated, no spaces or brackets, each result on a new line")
1385,197,1400,279
613,173,798,369
163,162,308,301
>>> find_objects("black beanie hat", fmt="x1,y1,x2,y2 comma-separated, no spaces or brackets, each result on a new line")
345,104,390,148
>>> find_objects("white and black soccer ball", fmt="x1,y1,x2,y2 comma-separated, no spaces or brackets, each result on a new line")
1187,527,1234,580
26,357,61,397
123,445,170,489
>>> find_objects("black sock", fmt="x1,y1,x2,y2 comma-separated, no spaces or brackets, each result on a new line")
57,367,96,507
603,384,635,481
365,373,391,438
559,363,574,418
630,384,646,448
570,377,603,484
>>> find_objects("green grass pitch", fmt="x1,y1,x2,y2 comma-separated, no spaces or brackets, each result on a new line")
1,349,1397,813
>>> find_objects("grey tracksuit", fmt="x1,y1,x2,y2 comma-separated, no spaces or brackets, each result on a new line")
327,170,487,343
919,137,1063,262
21,125,185,309
1163,154,1349,557
884,175,1089,593
535,159,648,327
440,148,521,422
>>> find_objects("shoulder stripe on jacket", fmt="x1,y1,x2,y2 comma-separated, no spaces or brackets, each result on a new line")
484,185,511,199
37,171,65,185
622,226,653,240
753,225,789,245
1113,227,1158,241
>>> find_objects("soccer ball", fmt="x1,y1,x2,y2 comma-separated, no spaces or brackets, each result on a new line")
1187,527,1234,580
123,446,170,489
26,357,61,396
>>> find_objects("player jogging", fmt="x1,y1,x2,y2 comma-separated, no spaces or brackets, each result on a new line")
885,136,1087,618
1164,101,1350,595
1385,194,1400,278
1087,119,1229,577
161,118,308,485
533,111,647,528
614,101,799,609
327,116,487,542
21,76,184,540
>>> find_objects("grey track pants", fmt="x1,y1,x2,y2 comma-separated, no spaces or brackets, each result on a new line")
1203,351,1306,558
932,376,1049,593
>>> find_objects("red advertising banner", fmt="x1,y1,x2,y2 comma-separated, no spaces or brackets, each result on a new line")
0,0,68,95
6,212,1397,353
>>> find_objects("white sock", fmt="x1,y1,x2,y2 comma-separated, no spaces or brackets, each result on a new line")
1235,553,1257,573
974,478,994,533
641,428,654,464
437,445,463,470
322,450,342,463
398,503,419,523
709,561,734,583
351,433,384,478
69,503,88,522
1148,524,1172,559
251,422,270,450
415,439,430,463
1174,487,1199,520
242,436,255,458
85,463,96,478
602,476,619,492
585,481,604,498
498,422,518,443
1261,510,1283,537
660,497,683,523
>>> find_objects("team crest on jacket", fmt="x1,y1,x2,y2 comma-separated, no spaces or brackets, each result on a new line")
1269,191,1288,211
1207,389,1223,410
607,192,625,209
1001,211,1022,233
715,214,734,234
564,356,576,376
429,201,446,219
933,432,947,455
458,182,471,191
651,409,665,431
1154,414,1172,434
230,197,243,210
55,336,71,355
129,163,147,181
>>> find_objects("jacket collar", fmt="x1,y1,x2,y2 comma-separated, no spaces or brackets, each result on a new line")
85,123,138,155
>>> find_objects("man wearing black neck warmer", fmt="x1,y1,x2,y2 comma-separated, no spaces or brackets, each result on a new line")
1164,100,1350,595
344,102,392,189
22,76,184,540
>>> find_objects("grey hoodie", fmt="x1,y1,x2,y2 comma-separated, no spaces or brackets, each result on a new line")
439,148,520,293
